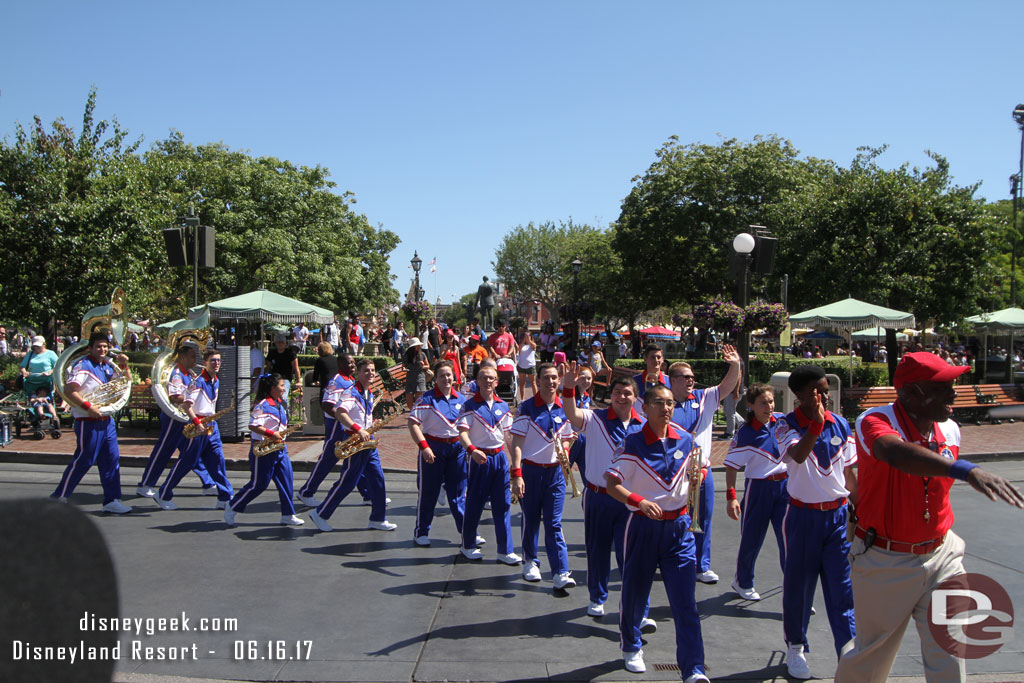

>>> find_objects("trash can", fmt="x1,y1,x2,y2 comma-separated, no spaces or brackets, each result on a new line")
302,370,325,435
769,371,841,415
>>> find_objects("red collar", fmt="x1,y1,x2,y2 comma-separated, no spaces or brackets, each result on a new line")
686,392,697,401
794,405,836,428
751,414,777,431
642,422,682,445
473,392,504,404
533,393,563,409
201,369,216,381
266,397,280,407
608,405,643,424
355,382,368,393
340,374,354,382
433,386,454,400
642,369,666,384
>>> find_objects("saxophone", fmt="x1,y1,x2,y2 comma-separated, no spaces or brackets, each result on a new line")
183,393,236,439
253,423,302,457
333,411,402,460
553,427,581,499
687,445,704,532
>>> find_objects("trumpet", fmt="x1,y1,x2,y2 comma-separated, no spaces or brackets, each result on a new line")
183,393,236,439
687,445,703,533
253,423,302,457
553,428,581,499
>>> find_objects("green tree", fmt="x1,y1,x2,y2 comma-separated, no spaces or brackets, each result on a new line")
0,90,168,331
980,198,1022,308
614,135,811,313
771,147,1001,326
493,220,620,327
142,133,400,319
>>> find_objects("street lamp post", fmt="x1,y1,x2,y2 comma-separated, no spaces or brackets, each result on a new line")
571,256,583,355
411,251,423,338
1012,104,1024,307
733,232,756,391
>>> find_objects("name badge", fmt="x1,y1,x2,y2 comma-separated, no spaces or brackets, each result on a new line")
690,401,699,409
494,409,502,416
455,404,461,410
673,450,684,460
553,417,562,424
830,436,843,446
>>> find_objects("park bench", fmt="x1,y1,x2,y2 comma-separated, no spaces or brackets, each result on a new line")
845,383,1023,425
116,383,160,429
373,368,405,419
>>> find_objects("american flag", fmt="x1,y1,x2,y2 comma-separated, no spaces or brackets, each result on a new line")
429,257,437,273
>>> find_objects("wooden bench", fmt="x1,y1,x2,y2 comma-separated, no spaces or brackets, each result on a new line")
845,383,1023,424
117,383,160,429
372,368,406,418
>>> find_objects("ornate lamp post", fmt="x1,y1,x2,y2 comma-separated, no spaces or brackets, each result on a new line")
733,232,756,390
570,256,583,354
411,251,423,336
1011,104,1024,307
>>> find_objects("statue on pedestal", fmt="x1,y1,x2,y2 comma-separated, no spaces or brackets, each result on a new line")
475,276,495,331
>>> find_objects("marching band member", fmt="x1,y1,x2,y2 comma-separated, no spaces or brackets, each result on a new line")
604,383,709,683
456,364,520,564
774,365,857,680
296,353,356,507
561,362,649,622
154,349,234,510
136,341,216,499
510,363,575,589
668,345,741,584
408,360,468,546
51,332,132,513
722,383,788,601
632,344,668,406
224,373,303,526
308,359,395,532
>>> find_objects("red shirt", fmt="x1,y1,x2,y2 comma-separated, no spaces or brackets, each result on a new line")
488,332,516,358
854,402,960,543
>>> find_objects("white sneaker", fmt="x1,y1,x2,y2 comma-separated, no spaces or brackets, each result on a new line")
215,500,227,510
153,495,177,511
299,494,320,507
497,552,522,565
223,507,236,526
553,572,576,589
460,546,484,561
368,520,397,531
523,563,542,582
135,485,156,498
587,601,605,617
414,536,431,547
696,569,719,584
364,497,391,506
640,617,657,634
475,535,487,546
102,499,131,514
309,510,332,532
55,497,68,504
810,605,816,616
201,486,218,496
280,514,304,526
732,578,761,601
623,650,645,673
786,643,811,679
684,674,711,683
484,501,492,510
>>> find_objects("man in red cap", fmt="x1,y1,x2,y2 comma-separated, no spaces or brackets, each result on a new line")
835,352,1024,682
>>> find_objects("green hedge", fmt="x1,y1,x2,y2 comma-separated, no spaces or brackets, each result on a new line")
614,356,889,389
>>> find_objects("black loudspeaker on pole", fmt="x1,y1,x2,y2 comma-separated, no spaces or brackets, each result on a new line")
162,224,215,267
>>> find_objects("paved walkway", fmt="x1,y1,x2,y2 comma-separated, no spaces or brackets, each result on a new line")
3,412,1024,474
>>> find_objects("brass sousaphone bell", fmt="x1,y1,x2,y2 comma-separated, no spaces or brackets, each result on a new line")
54,288,134,416
150,308,213,422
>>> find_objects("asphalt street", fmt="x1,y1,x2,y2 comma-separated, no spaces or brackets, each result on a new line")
1,460,1021,683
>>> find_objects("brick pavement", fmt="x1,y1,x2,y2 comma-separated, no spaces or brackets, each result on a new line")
3,410,1022,473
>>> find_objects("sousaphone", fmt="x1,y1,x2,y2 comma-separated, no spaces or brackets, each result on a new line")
150,308,212,422
54,288,133,416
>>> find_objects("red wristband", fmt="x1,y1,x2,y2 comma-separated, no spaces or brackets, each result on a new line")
808,420,825,436
265,429,277,437
351,423,362,432
627,493,645,507
510,468,523,477
726,488,737,501
80,401,92,410
417,439,428,450
192,417,203,426
562,387,575,398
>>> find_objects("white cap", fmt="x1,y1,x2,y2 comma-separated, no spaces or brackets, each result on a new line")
31,335,45,348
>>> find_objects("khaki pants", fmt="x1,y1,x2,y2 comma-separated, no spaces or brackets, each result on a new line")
834,530,967,683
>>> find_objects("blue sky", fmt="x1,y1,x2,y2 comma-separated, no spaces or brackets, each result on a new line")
3,1,1022,309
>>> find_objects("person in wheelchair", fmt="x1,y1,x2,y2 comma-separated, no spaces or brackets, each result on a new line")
20,336,60,437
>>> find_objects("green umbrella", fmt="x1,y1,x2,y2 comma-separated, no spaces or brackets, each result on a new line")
189,289,333,325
